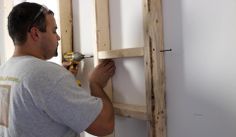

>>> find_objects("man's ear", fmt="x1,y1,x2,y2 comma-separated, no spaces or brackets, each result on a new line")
29,27,40,41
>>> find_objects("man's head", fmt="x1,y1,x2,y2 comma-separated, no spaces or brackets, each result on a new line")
8,2,60,59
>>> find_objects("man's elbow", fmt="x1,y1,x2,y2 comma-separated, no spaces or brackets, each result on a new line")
86,120,114,136
104,120,114,135
98,120,114,135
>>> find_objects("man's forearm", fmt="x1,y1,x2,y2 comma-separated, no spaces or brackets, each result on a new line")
89,82,114,118
87,82,115,135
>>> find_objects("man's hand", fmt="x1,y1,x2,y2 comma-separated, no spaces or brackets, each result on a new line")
89,60,116,88
62,61,79,76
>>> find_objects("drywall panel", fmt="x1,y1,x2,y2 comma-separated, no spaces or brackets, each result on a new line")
163,0,236,137
112,58,146,106
109,0,144,50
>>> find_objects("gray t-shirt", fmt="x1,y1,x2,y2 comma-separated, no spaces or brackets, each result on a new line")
0,56,102,137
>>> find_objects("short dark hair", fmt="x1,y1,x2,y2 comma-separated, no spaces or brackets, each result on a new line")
8,2,54,45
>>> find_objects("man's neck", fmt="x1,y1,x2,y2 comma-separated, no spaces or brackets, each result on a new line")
13,45,44,60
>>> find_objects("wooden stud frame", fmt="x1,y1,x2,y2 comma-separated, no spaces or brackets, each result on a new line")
95,0,166,137
59,0,167,136
59,0,73,54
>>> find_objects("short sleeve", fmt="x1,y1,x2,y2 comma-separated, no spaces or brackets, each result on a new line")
41,74,103,133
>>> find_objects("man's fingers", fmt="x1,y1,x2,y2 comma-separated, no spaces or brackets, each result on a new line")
103,61,116,76
99,59,113,67
101,61,115,73
62,61,72,66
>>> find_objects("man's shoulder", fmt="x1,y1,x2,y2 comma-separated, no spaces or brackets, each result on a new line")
13,56,69,80
18,56,64,71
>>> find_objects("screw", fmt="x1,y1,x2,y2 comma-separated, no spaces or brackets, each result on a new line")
160,49,172,52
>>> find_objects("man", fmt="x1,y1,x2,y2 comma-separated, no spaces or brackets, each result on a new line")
0,2,115,137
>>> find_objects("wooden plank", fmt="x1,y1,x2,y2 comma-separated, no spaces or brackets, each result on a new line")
59,0,73,54
143,6,155,137
95,0,113,98
114,103,148,120
144,0,167,136
98,47,144,59
95,0,114,137
95,0,111,51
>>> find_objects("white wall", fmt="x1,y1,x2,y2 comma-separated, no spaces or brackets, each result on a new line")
0,0,14,64
163,0,236,137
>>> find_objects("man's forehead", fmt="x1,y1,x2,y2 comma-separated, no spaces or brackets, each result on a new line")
46,14,57,27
